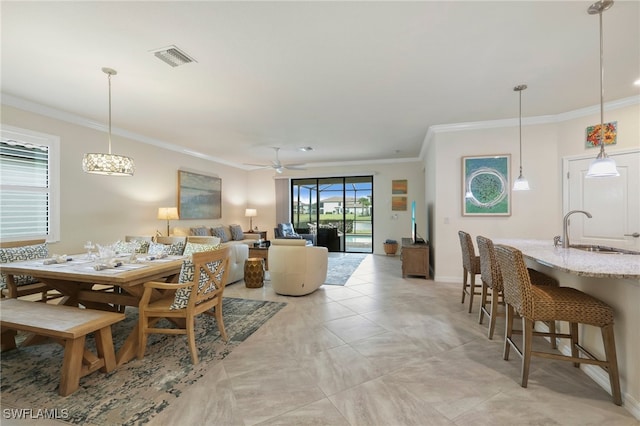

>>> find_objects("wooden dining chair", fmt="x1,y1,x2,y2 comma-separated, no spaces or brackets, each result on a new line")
186,236,220,245
137,247,230,364
495,244,622,406
155,236,187,245
0,239,60,301
125,235,154,243
458,231,481,313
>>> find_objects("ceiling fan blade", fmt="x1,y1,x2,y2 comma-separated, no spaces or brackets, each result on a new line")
284,165,306,170
243,163,271,168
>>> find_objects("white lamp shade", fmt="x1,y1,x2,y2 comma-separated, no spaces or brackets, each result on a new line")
513,175,530,191
586,157,620,178
157,207,179,220
245,208,257,217
82,153,135,176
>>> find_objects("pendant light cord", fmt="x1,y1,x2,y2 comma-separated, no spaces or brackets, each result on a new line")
107,71,112,155
513,84,527,177
598,8,605,158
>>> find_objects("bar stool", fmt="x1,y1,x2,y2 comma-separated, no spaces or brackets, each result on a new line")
476,235,559,343
495,244,622,406
458,231,481,313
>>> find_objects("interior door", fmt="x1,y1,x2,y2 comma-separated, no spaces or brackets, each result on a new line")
565,149,640,251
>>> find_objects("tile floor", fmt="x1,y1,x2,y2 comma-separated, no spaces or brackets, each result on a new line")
3,254,637,425
153,254,636,426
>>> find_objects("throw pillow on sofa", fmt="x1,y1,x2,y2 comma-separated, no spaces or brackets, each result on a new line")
229,224,244,241
211,226,231,243
278,223,300,238
190,226,210,236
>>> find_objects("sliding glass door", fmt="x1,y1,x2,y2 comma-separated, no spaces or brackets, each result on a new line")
291,176,373,253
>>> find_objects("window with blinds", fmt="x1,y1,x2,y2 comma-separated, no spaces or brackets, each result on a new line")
0,126,59,241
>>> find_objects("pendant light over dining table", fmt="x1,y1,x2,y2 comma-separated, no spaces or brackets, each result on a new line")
82,67,135,176
513,84,530,191
585,0,619,178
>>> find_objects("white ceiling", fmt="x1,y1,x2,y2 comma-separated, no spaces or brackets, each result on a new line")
2,1,639,169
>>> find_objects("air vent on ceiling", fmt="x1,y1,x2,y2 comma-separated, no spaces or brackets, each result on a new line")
151,45,196,67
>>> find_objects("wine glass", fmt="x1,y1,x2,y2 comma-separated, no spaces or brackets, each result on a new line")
83,241,95,260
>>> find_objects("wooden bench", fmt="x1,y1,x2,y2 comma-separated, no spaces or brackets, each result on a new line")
0,299,124,396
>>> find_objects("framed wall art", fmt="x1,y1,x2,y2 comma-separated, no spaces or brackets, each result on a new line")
178,170,222,219
391,196,407,211
586,121,617,148
462,155,511,216
392,179,408,194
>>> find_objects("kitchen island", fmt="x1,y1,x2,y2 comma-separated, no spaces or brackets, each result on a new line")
495,239,640,279
495,239,639,419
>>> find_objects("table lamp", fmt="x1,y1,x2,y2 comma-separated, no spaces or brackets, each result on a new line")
157,207,179,236
245,208,257,232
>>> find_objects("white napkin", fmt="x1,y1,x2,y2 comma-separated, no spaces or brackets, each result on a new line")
145,253,168,261
93,259,123,270
43,255,72,265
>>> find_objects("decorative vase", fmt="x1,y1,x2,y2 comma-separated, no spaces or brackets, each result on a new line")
383,243,398,256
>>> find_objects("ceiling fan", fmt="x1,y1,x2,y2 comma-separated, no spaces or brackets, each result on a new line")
245,147,306,173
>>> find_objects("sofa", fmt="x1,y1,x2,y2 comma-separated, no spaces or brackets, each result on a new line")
268,239,328,296
172,225,260,285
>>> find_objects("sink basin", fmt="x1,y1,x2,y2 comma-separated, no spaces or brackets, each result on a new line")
570,244,640,255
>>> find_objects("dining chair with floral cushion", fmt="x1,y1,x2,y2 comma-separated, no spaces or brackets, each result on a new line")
137,247,230,364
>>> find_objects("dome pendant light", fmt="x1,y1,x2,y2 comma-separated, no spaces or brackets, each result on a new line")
586,0,619,178
82,67,135,176
513,84,530,191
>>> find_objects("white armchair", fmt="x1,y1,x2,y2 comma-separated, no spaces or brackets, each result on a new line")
268,239,328,296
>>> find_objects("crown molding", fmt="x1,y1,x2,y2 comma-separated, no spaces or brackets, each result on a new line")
421,95,640,156
3,93,638,169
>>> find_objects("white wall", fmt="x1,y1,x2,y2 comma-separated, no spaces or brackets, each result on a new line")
427,101,639,282
1,105,251,254
1,105,424,257
424,100,640,415
429,122,560,282
268,161,425,255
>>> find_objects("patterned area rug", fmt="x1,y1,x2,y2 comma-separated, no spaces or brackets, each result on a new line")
0,297,286,425
324,253,367,286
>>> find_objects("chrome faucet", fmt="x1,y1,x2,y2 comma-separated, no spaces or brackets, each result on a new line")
562,210,592,248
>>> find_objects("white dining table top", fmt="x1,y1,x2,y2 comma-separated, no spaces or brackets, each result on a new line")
0,254,185,286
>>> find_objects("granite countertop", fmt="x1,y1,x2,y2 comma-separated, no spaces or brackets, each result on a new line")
494,239,640,280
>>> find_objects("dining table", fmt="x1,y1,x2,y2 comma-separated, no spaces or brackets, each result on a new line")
0,254,185,366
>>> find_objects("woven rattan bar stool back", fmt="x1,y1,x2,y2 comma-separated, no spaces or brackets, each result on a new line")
476,236,560,342
458,231,481,313
495,244,622,406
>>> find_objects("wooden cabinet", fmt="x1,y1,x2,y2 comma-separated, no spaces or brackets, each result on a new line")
401,238,429,279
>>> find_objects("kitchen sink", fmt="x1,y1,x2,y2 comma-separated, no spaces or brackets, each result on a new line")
570,244,640,255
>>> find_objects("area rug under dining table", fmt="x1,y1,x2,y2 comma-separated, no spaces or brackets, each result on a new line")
0,297,286,425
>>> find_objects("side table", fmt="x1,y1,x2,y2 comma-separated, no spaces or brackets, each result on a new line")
245,230,267,240
248,246,269,270
244,258,265,288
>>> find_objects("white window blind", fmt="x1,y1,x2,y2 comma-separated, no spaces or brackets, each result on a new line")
0,126,60,242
